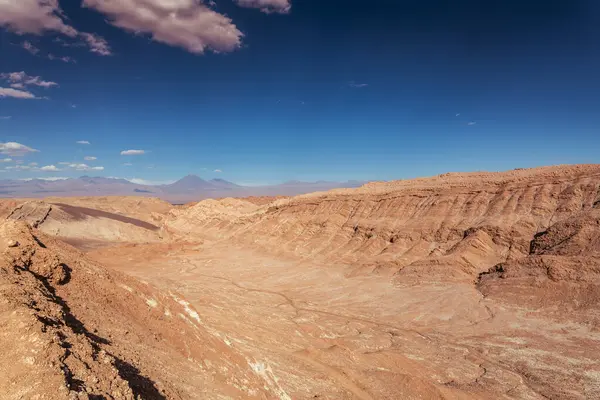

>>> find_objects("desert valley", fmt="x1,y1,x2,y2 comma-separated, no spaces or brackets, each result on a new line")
2,0,599,398
2,164,599,399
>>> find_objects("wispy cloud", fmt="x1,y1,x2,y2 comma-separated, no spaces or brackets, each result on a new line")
19,41,75,63
0,87,39,99
84,156,97,161
0,158,12,163
82,0,243,54
123,163,133,167
21,41,40,55
1,71,58,88
48,54,76,63
0,142,39,156
214,169,223,173
121,150,145,156
348,81,368,88
456,113,461,117
79,32,112,56
0,116,11,120
76,140,90,145
467,121,477,126
0,0,111,56
235,0,291,14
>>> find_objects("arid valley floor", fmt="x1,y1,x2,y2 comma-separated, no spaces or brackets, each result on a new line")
2,164,600,399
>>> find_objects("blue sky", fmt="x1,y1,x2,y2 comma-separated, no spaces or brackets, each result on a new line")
1,0,599,185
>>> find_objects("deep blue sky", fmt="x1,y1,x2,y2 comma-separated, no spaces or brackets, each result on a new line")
1,0,599,185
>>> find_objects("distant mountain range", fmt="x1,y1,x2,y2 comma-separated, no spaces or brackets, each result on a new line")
0,175,365,203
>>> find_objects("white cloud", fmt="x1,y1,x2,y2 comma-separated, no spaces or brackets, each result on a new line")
79,32,112,56
82,0,243,54
0,87,38,99
0,0,78,37
1,0,290,57
58,162,71,165
235,0,291,13
1,71,58,88
0,116,11,120
84,156,97,161
214,169,223,173
467,121,477,126
121,149,145,156
40,165,60,172
76,140,91,145
0,0,112,55
0,142,39,156
68,163,104,171
21,41,40,55
456,113,461,117
29,162,38,166
0,158,12,163
6,165,32,170
123,163,133,166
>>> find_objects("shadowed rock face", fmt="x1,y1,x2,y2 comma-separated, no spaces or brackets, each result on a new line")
4,200,164,244
52,203,160,231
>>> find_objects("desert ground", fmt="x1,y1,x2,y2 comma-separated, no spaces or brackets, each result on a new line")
2,164,600,399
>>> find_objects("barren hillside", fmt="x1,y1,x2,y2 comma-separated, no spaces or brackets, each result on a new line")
166,165,600,281
4,164,600,399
